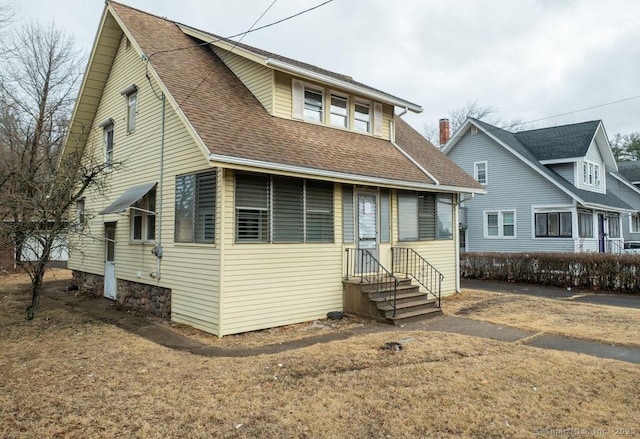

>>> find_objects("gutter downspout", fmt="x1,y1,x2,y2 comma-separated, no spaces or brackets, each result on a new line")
389,120,440,186
455,194,461,293
152,92,166,280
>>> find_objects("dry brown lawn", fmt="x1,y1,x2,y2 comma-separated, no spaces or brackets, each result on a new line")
445,288,640,348
1,270,639,438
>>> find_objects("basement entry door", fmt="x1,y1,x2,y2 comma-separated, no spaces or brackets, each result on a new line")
104,223,116,299
357,191,378,261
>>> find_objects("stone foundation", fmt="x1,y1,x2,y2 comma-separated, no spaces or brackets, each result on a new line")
73,270,171,319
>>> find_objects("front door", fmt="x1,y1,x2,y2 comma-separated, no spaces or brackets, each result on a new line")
104,223,116,299
597,214,606,253
357,191,378,261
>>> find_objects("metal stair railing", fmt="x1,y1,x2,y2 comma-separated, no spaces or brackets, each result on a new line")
345,248,399,317
391,247,443,308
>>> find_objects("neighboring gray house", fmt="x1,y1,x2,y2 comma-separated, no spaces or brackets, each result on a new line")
612,161,640,243
443,118,635,254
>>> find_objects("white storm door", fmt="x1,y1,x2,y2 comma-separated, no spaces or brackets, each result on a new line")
104,223,116,299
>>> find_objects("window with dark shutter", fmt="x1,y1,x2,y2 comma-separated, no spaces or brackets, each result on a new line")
273,177,304,242
342,185,354,243
379,189,390,242
418,193,436,240
306,181,334,242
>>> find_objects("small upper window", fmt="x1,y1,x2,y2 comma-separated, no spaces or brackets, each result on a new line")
127,92,137,133
303,87,323,122
330,94,348,128
104,124,114,167
354,102,371,133
474,161,487,185
76,198,86,230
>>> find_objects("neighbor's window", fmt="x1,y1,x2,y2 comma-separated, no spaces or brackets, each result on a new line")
474,161,487,185
631,214,640,233
484,211,515,238
578,212,593,238
354,101,371,133
174,170,216,244
127,91,138,133
608,213,620,238
535,212,572,237
398,191,453,241
330,94,348,128
303,87,323,122
131,187,156,243
235,172,334,243
104,124,114,167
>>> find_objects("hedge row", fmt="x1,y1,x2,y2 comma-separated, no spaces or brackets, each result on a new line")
460,252,640,294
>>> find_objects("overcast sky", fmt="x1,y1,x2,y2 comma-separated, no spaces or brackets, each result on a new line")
9,0,640,139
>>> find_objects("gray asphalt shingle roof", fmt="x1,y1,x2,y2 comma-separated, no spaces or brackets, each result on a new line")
471,118,632,211
513,120,601,161
618,161,640,182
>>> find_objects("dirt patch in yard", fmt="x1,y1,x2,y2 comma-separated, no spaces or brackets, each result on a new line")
445,288,640,348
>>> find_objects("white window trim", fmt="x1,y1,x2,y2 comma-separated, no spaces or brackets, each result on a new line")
329,90,349,129
126,91,138,133
103,124,114,170
474,161,488,186
354,99,372,134
581,160,602,189
531,205,575,239
483,210,516,239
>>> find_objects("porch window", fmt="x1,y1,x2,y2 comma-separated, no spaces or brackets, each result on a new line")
608,213,620,238
342,185,354,242
398,191,453,241
235,172,334,243
631,214,640,233
578,212,593,238
175,170,216,243
379,189,390,243
535,212,572,238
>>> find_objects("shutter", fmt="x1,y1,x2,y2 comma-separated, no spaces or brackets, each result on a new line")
373,102,383,136
195,171,216,243
236,173,270,242
379,189,390,243
292,79,304,120
398,191,418,241
174,174,195,242
418,193,436,240
342,185,354,243
306,181,334,242
273,177,304,242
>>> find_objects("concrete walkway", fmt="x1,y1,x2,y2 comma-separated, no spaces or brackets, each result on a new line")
46,280,640,364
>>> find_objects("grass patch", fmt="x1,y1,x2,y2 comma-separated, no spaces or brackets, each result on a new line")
445,288,640,348
1,271,639,437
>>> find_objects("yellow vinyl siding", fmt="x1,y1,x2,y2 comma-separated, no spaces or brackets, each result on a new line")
212,47,274,115
274,71,392,139
220,173,343,335
68,34,221,334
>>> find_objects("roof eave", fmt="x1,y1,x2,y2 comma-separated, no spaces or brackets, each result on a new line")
208,153,484,194
580,202,635,214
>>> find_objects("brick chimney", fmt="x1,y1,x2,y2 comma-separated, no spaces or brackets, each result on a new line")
439,118,450,146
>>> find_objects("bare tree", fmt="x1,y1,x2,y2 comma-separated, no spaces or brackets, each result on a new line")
0,21,112,319
424,100,532,145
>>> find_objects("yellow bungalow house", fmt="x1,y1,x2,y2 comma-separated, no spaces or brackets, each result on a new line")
63,1,484,336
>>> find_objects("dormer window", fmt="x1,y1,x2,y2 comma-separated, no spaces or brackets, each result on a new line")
582,161,601,187
303,87,323,122
354,101,371,133
330,94,348,128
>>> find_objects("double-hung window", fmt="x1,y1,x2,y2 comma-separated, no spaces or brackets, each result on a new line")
354,101,371,133
578,211,593,238
131,187,157,242
474,161,487,185
398,192,453,241
303,87,323,122
330,94,348,128
127,92,137,132
535,212,572,238
484,211,515,238
235,173,334,243
608,213,620,238
174,170,216,244
76,199,86,230
582,161,601,188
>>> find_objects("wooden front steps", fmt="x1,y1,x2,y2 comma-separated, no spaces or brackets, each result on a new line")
343,277,442,325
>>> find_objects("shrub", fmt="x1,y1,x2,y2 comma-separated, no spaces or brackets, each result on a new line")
460,252,640,294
